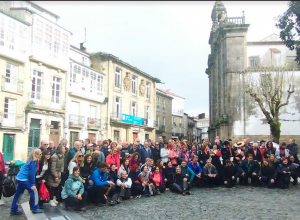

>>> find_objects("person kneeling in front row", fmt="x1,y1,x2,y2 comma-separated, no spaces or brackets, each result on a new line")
259,159,276,188
202,159,219,187
87,162,115,206
61,166,87,211
172,166,191,196
223,160,240,188
109,171,132,206
239,154,259,186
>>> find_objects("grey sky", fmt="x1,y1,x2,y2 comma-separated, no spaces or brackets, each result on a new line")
35,1,289,117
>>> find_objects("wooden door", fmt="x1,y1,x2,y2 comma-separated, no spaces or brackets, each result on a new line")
70,132,78,148
2,134,14,161
88,133,96,142
133,132,138,142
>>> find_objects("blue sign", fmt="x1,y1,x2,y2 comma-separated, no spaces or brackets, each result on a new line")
122,114,144,125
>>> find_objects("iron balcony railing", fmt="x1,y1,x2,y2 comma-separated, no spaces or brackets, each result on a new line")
28,93,65,111
110,112,122,122
87,117,101,128
158,125,165,132
69,114,85,127
2,76,24,94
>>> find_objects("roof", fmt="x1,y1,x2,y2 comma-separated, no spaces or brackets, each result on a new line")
260,33,281,42
0,8,31,26
269,48,281,53
156,88,185,99
27,1,60,19
70,45,90,56
91,52,162,83
156,89,173,99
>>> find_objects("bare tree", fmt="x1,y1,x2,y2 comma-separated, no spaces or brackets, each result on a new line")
244,67,295,142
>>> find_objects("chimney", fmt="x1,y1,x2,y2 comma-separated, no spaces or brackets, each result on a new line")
80,42,87,52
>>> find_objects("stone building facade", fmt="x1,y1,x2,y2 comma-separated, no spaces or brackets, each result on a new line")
155,89,173,141
206,1,300,143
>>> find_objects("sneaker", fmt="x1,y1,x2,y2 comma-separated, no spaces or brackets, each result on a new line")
157,190,161,195
10,210,24,215
49,200,57,207
32,209,44,214
182,192,186,196
0,200,4,206
186,191,191,195
116,197,123,203
53,198,59,204
109,200,116,206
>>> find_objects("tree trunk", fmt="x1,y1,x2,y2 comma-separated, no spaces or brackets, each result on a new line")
270,118,281,143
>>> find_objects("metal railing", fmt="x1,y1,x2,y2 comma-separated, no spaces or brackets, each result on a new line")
158,125,165,132
172,109,184,115
87,117,101,128
2,76,24,94
0,113,24,128
110,112,122,122
227,17,244,24
69,114,85,126
28,93,65,110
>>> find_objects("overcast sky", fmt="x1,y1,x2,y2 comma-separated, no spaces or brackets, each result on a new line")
35,1,289,117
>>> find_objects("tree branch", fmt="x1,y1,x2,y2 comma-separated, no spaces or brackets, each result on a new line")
276,84,295,110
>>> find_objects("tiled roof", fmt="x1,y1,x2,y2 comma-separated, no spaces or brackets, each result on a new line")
156,88,185,99
269,48,281,53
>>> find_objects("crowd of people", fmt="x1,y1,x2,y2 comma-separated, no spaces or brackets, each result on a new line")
2,135,299,215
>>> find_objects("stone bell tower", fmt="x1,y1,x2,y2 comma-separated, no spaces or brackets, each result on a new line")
206,1,250,141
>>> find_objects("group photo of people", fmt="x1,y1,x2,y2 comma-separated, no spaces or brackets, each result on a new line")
2,135,299,215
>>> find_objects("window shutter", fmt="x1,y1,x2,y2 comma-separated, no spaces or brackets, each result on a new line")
136,103,138,117
130,101,132,115
149,106,151,120
144,105,147,118
120,98,123,115
113,95,116,117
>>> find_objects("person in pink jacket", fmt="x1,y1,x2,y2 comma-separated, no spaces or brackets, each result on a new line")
106,148,120,171
169,144,179,167
0,152,7,206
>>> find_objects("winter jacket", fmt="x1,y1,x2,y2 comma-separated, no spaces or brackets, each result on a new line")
46,153,64,187
117,165,130,178
36,160,50,182
223,164,240,180
116,177,132,188
169,149,179,165
97,151,105,163
178,150,189,163
120,147,130,162
277,163,292,175
140,147,153,164
151,147,161,163
187,161,202,174
260,165,277,179
179,165,195,182
61,174,84,199
246,149,262,162
68,161,78,175
16,159,38,187
88,168,112,189
221,147,231,161
160,148,170,164
129,154,140,169
189,150,200,159
106,153,120,170
0,152,6,174
264,148,276,158
202,164,218,177
286,143,298,156
109,170,118,183
80,162,93,179
173,173,185,186
275,149,289,160
149,172,164,186
128,171,141,186
67,148,79,165
100,146,109,158
163,166,175,179
198,150,210,166
239,160,258,174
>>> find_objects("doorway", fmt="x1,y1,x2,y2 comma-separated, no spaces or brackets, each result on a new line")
28,119,40,156
70,132,78,148
2,134,15,161
88,133,96,142
133,132,138,142
49,121,60,146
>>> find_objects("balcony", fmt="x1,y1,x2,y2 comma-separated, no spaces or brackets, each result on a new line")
188,122,195,128
110,112,122,122
28,93,65,112
69,114,85,127
156,124,165,133
227,17,245,25
87,117,101,129
0,113,24,129
172,109,184,116
1,76,24,94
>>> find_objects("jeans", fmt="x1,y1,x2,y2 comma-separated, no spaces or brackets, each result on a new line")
112,188,131,202
260,176,276,188
11,180,38,212
225,178,236,188
0,171,4,199
64,191,87,209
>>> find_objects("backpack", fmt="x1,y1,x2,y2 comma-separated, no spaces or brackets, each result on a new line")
2,178,16,197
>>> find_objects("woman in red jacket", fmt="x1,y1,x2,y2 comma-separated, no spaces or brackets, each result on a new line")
106,148,120,170
0,152,7,206
149,166,166,195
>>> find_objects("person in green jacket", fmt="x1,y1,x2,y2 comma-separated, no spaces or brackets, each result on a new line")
239,154,259,186
179,160,195,194
61,166,87,211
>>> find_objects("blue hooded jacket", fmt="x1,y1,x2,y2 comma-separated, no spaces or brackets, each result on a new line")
87,168,113,189
16,159,38,187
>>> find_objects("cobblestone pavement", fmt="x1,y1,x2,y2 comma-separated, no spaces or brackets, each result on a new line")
1,185,300,220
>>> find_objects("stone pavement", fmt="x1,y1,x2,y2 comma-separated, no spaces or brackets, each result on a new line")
1,185,300,220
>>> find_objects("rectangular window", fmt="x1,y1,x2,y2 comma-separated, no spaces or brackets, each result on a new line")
97,74,104,96
44,24,52,51
132,102,138,116
162,99,166,110
62,33,68,57
163,117,166,126
156,116,159,127
0,28,4,46
132,76,137,95
179,128,182,133
249,56,259,67
114,97,122,119
89,105,96,118
6,63,18,83
146,82,150,99
115,69,121,89
35,19,43,47
54,29,60,53
3,98,16,127
179,118,182,126
31,70,42,100
52,77,60,104
156,97,160,109
145,106,151,120
7,31,14,50
114,130,120,141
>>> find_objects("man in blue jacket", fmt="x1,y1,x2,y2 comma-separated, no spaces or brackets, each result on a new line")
239,154,259,186
67,141,81,165
188,155,202,187
87,162,115,206
140,141,153,164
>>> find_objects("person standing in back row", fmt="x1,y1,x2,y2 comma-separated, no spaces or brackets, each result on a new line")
0,151,7,206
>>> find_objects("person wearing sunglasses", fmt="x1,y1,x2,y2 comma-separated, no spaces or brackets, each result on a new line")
68,152,84,176
151,142,161,164
39,140,49,152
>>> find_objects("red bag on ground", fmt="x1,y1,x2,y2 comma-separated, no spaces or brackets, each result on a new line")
39,182,49,201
